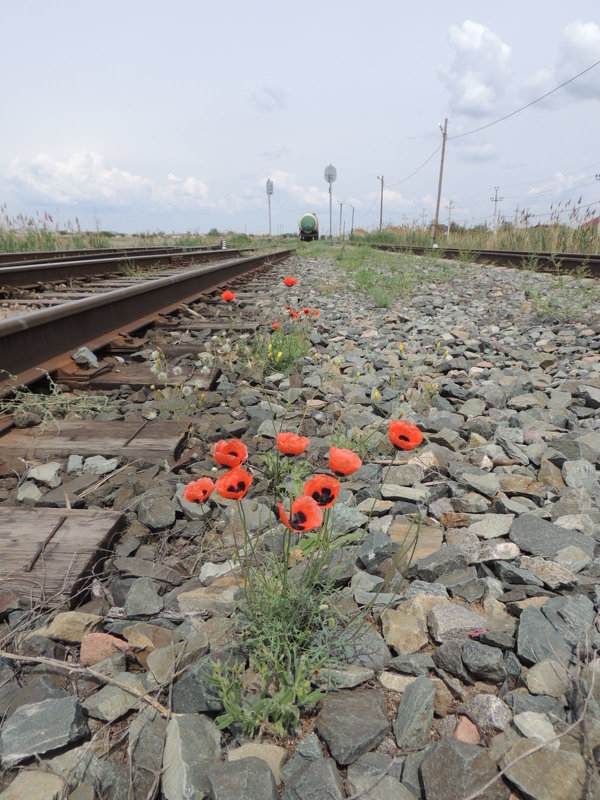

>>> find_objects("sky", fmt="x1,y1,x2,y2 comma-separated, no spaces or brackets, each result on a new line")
1,1,600,236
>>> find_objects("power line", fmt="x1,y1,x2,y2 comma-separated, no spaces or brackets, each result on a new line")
448,57,600,141
387,144,442,188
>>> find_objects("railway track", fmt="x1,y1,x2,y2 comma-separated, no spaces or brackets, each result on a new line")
0,245,251,287
0,244,217,266
0,248,291,389
373,243,600,277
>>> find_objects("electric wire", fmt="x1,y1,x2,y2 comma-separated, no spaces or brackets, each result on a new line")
448,57,600,141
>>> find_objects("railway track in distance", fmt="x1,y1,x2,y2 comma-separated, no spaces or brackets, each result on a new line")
0,245,251,287
0,244,218,266
0,248,291,390
373,244,600,278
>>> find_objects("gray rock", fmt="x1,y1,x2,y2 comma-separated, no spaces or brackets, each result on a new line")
540,593,597,649
428,604,488,643
420,738,509,800
414,545,469,581
357,531,393,572
513,711,558,749
562,459,599,493
316,689,389,765
401,744,434,797
124,577,164,617
279,732,323,786
282,757,344,800
83,455,119,475
341,625,392,670
461,693,512,732
172,651,243,713
461,640,506,682
509,514,596,559
82,672,146,722
523,658,569,697
330,504,369,538
161,714,221,800
207,757,278,800
346,753,410,800
457,472,500,498
517,606,571,667
468,514,514,540
388,653,435,676
432,641,473,683
502,738,586,800
0,696,88,768
137,491,176,530
393,675,435,749
129,708,168,800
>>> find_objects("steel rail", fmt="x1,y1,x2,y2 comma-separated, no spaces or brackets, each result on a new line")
0,250,291,388
0,245,216,266
0,248,251,287
372,244,600,277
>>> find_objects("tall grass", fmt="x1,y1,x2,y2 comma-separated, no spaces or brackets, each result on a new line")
352,199,600,254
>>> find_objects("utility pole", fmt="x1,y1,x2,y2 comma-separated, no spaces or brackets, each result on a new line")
432,118,448,243
265,179,273,241
446,200,454,240
421,209,427,229
377,175,384,231
338,200,344,239
490,186,504,236
350,205,355,236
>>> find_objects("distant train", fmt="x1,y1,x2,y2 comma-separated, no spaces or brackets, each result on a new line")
298,212,319,241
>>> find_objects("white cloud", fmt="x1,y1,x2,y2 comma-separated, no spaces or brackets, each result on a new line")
264,170,331,207
439,20,511,117
526,21,600,103
249,85,287,112
4,152,213,210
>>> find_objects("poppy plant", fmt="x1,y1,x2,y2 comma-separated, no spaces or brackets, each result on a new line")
302,307,311,315
272,322,280,330
289,309,300,319
329,446,362,476
213,438,248,468
221,290,235,302
276,431,310,456
278,496,323,532
183,477,215,504
215,466,253,500
389,420,423,451
283,276,297,287
303,475,341,508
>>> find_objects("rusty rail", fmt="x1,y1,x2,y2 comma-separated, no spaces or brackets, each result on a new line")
0,250,291,388
0,247,252,287
372,244,600,277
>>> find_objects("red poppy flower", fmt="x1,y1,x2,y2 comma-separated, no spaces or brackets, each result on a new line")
289,309,300,319
278,496,323,532
213,438,248,467
276,432,310,456
388,420,423,451
328,446,362,476
215,466,253,500
283,276,297,287
272,322,280,330
221,290,235,302
312,309,320,317
183,477,215,504
303,475,340,508
302,307,311,315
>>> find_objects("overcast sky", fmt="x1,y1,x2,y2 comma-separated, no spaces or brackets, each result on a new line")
1,1,599,236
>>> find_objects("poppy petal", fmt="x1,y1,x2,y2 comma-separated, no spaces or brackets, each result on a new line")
276,432,310,456
303,475,340,508
213,438,248,467
328,446,362,476
388,420,423,451
215,467,253,500
183,477,215,504
278,496,323,532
